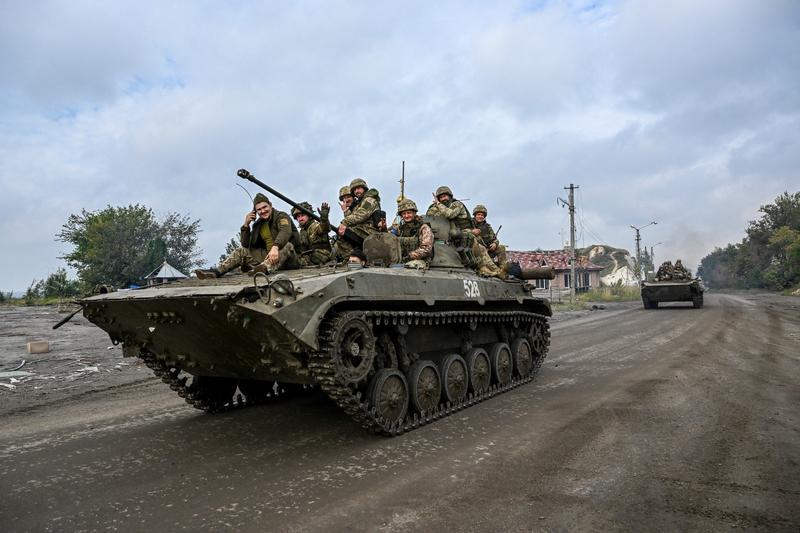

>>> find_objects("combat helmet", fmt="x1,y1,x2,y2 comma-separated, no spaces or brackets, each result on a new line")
350,177,368,193
338,186,353,200
473,204,487,216
435,185,453,198
397,198,418,215
291,201,313,219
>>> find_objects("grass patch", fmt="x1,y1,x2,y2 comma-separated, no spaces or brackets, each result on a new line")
577,285,641,302
550,301,590,312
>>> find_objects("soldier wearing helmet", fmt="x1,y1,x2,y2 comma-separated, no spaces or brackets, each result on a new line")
655,260,674,281
471,204,508,270
397,198,433,269
673,259,691,280
336,177,382,258
338,185,354,216
426,185,471,231
195,192,300,278
426,186,503,278
291,201,332,266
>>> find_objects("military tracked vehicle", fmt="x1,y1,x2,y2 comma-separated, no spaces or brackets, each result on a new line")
77,176,554,436
640,278,704,309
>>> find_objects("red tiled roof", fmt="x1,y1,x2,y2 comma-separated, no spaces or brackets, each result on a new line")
508,250,604,271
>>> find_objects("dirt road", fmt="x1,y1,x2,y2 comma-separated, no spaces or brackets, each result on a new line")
1,293,799,531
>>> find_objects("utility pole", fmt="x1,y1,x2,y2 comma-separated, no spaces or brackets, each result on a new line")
649,242,663,278
558,184,579,302
630,221,657,279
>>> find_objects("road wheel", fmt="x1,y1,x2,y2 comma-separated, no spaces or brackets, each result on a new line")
693,295,704,309
368,369,409,424
489,343,513,386
465,348,491,394
438,354,468,404
407,360,441,415
510,338,533,378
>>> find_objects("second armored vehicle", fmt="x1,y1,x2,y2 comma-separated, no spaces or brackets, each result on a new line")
641,278,705,309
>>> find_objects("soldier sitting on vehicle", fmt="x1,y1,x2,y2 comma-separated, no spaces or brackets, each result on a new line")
427,185,504,278
336,177,382,258
338,185,354,216
471,204,508,271
655,260,674,281
673,259,691,280
396,199,433,270
292,201,332,266
195,193,300,278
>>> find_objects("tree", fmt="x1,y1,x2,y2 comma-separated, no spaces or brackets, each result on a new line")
57,205,204,289
24,279,43,305
218,236,240,263
698,191,800,289
42,268,81,299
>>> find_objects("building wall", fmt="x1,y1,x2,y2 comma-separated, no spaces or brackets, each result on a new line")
548,270,600,290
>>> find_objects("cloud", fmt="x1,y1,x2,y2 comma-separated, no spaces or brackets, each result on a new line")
1,0,799,290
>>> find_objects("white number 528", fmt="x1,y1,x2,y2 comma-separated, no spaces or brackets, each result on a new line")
463,279,480,298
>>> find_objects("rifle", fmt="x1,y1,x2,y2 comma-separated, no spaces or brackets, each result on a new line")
237,169,364,247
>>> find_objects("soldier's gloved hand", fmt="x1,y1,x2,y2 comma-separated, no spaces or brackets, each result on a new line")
244,211,256,225
319,202,330,219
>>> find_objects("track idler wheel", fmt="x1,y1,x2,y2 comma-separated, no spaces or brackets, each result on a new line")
465,347,491,394
510,338,533,378
368,369,409,425
489,343,513,386
406,360,442,415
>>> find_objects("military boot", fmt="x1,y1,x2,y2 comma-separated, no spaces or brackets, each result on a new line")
194,268,221,279
251,263,270,276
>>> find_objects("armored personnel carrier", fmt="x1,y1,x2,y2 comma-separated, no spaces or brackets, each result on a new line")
77,175,554,435
640,278,704,309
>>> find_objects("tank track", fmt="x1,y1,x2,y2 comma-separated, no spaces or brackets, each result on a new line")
308,309,550,436
139,351,309,413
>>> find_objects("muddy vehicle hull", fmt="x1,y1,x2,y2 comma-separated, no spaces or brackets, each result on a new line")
82,265,551,435
641,280,704,309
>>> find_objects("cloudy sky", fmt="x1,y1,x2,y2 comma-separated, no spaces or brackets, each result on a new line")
1,0,798,291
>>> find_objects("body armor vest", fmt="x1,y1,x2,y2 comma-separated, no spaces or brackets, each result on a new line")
398,218,422,259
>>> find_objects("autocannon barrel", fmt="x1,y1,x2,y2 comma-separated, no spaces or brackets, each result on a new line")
237,168,364,247
519,266,556,280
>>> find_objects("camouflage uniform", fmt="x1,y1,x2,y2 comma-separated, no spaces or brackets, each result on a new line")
655,261,674,281
472,204,508,270
292,202,332,266
397,199,433,269
427,186,503,278
673,259,691,280
337,177,381,257
214,195,301,275
339,185,354,217
426,186,471,230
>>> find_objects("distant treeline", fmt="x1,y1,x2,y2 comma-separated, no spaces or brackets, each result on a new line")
698,192,800,290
